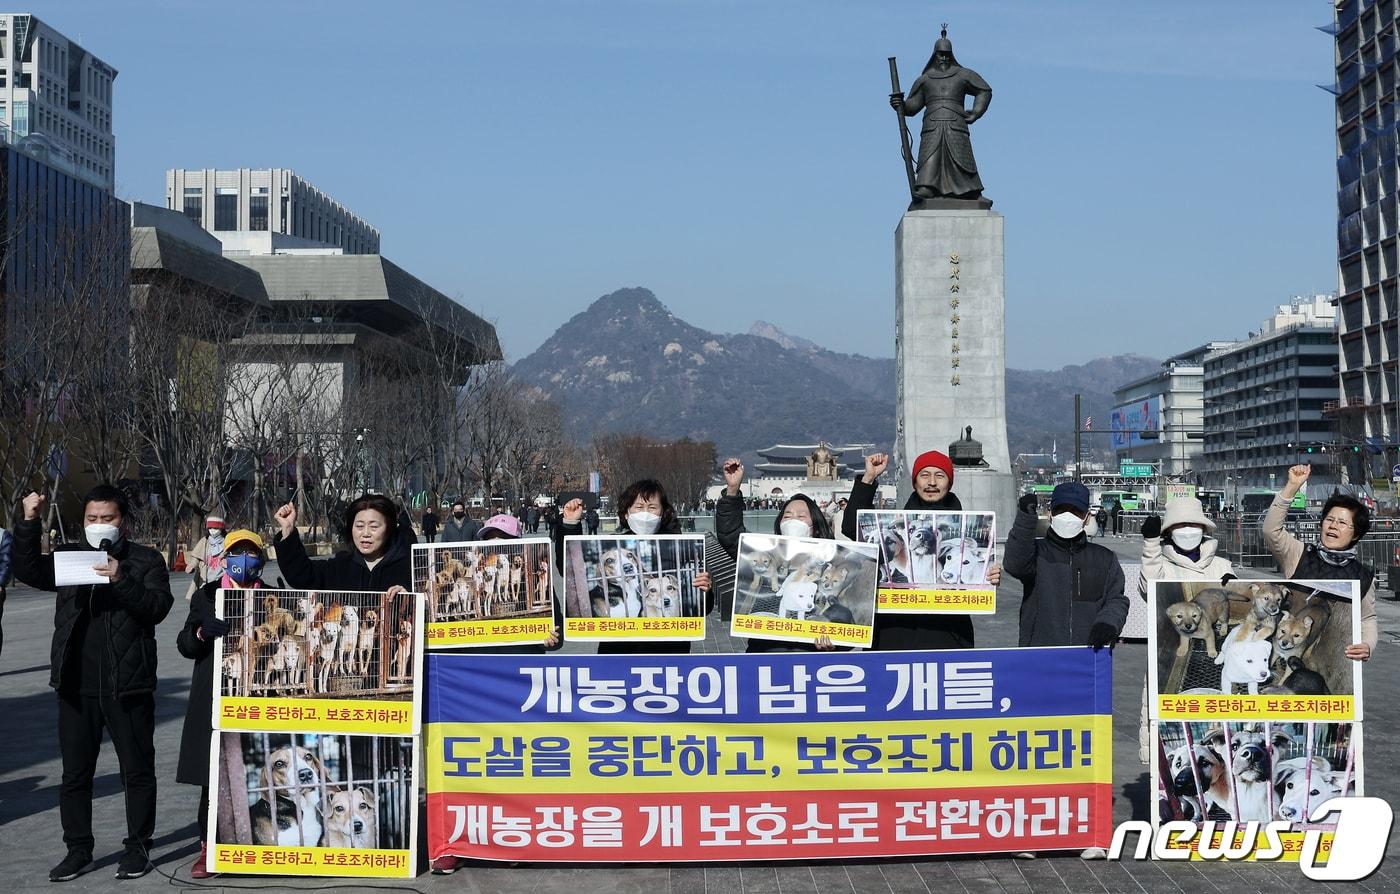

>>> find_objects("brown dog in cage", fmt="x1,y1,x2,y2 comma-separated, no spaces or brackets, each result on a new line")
250,745,327,847
323,786,379,848
393,617,414,680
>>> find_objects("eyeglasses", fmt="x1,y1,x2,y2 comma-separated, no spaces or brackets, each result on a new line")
1322,515,1354,530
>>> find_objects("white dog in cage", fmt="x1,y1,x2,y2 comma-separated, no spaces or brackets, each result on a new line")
494,554,512,610
265,635,304,692
222,637,245,696
337,605,361,675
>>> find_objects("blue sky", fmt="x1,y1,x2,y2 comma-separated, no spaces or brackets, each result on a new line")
60,0,1336,368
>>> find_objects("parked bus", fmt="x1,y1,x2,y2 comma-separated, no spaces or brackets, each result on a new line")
1100,490,1146,511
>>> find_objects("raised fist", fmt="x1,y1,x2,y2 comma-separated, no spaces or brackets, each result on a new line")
22,491,45,521
562,498,584,526
1287,464,1311,487
862,453,889,484
274,502,297,537
722,459,745,493
1017,493,1038,515
1140,515,1162,540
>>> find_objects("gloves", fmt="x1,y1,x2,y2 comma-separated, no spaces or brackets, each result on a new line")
1140,515,1162,540
1017,494,1038,514
201,616,230,639
1088,622,1117,650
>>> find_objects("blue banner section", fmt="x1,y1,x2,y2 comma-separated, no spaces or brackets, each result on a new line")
426,647,1110,725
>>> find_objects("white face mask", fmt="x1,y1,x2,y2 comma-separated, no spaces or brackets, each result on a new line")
84,523,120,550
1171,527,1205,551
779,519,812,539
1049,512,1086,539
628,511,661,535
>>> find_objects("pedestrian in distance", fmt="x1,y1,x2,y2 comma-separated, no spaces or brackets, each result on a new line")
583,506,600,536
184,514,226,600
421,505,440,542
0,523,11,658
1094,505,1108,539
1110,500,1123,537
438,502,480,543
12,486,174,882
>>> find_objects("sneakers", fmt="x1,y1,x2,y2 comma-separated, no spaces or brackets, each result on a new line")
1080,846,1108,860
190,841,217,880
114,848,151,880
48,850,93,882
431,855,467,874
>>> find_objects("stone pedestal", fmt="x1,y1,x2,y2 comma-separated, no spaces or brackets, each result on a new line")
894,208,1017,535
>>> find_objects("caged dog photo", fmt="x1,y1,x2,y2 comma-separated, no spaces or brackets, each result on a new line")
411,540,554,625
216,588,420,700
1154,721,1358,827
734,533,878,626
212,731,416,851
857,510,996,587
1151,579,1359,699
563,535,706,620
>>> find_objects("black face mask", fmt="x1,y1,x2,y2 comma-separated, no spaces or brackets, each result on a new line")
453,511,465,519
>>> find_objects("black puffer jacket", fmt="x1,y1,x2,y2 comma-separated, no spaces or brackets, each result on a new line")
1003,505,1127,647
271,527,412,591
12,518,174,696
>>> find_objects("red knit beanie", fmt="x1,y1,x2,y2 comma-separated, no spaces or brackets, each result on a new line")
911,451,954,488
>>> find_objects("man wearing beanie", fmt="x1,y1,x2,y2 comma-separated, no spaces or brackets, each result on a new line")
1003,481,1127,649
840,450,1000,650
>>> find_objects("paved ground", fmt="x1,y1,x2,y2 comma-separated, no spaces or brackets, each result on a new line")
2,534,1399,892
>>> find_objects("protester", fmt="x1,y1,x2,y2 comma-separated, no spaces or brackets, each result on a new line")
175,528,267,880
555,480,718,655
1003,480,1126,860
1135,498,1234,765
421,505,440,542
715,458,838,651
840,451,1000,649
1264,464,1378,663
273,494,412,592
184,514,225,600
0,524,11,658
437,501,479,543
429,512,562,876
13,486,174,882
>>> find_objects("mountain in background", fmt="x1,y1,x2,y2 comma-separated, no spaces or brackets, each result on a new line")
512,287,1160,462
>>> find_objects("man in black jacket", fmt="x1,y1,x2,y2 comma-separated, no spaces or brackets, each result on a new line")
14,486,174,883
1003,482,1127,649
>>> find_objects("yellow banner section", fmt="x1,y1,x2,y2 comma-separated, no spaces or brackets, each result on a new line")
425,716,1112,794
1156,694,1355,721
218,697,414,734
877,588,997,614
428,617,552,648
211,844,413,877
731,614,873,648
1158,830,1335,863
564,617,704,641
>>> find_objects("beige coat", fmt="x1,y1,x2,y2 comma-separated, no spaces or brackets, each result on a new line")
183,536,223,600
1262,493,1378,649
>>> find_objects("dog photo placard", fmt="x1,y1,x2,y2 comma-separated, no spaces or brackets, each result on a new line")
855,510,997,614
730,533,879,648
1147,579,1362,721
213,588,425,735
562,534,707,641
412,539,555,648
1150,719,1360,859
207,731,417,878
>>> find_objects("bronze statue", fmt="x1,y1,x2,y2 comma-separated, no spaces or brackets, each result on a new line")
889,25,992,206
807,444,837,480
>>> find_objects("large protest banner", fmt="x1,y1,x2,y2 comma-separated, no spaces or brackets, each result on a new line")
425,648,1113,861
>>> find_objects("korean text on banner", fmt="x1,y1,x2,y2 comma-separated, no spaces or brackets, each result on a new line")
424,648,1114,862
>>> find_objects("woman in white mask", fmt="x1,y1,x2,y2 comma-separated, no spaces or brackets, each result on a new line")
1135,497,1234,765
714,458,843,653
556,479,724,655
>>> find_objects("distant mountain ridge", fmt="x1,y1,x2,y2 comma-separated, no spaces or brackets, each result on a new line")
512,287,1159,461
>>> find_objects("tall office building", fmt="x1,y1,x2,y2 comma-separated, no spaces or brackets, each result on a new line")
1111,343,1234,479
1201,296,1339,490
1332,1,1400,476
0,13,116,191
165,168,380,256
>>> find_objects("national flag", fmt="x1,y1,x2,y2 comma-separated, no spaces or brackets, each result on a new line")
1084,416,1093,431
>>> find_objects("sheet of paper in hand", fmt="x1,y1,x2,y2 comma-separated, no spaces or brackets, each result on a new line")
53,550,110,587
